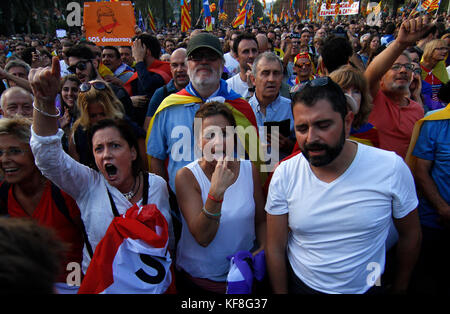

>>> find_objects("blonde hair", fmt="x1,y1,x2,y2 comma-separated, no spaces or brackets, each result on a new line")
422,39,447,64
0,116,32,144
329,65,373,130
72,80,124,132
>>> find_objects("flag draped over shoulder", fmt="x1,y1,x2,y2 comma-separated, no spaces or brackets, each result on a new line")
145,80,268,184
405,104,450,173
181,0,191,32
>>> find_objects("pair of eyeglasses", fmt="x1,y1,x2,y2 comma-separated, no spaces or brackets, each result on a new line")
413,68,422,75
187,52,220,62
391,63,414,71
80,81,107,93
0,147,27,158
67,60,90,74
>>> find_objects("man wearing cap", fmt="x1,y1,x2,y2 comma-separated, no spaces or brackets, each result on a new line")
146,33,259,195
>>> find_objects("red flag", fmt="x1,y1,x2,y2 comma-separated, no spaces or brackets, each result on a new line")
78,204,176,294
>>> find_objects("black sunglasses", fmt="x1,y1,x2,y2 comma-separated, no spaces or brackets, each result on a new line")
187,51,220,62
290,77,332,96
68,60,90,74
79,81,107,93
301,77,331,89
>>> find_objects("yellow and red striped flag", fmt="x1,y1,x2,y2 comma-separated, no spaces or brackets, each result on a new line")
424,0,441,12
148,6,156,32
232,0,248,27
181,0,191,32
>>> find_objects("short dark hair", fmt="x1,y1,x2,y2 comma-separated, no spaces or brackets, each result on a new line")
321,36,353,73
102,46,120,59
0,218,66,293
20,47,37,66
232,33,258,55
292,77,348,121
88,119,144,177
66,44,95,60
136,34,161,59
195,101,237,128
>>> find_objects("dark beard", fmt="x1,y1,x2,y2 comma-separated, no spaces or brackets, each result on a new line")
301,127,346,167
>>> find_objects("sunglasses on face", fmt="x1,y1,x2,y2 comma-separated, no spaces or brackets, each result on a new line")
295,62,311,68
67,60,90,74
187,52,220,62
79,81,107,93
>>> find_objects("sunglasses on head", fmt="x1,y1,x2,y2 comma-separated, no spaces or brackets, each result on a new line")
79,81,107,93
290,76,334,97
301,76,331,89
67,60,90,74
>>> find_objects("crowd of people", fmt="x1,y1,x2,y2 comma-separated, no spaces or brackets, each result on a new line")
0,11,449,295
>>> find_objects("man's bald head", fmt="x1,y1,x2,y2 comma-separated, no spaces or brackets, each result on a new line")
170,48,189,89
171,47,187,61
256,34,269,53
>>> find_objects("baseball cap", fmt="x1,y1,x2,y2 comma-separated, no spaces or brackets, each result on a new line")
186,33,223,58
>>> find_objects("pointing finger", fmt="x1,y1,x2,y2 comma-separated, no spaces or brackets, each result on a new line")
51,56,61,78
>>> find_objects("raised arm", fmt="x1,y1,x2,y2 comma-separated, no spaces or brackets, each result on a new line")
365,16,433,98
29,56,61,136
175,159,237,247
0,67,32,92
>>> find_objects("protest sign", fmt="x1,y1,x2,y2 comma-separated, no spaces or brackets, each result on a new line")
83,1,135,46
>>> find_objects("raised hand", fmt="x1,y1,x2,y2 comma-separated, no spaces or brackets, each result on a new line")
209,157,237,200
397,15,433,47
29,56,61,106
132,39,146,63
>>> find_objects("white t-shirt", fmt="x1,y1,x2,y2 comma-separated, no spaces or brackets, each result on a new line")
176,159,255,281
30,128,174,273
226,73,250,99
265,143,418,294
224,52,240,77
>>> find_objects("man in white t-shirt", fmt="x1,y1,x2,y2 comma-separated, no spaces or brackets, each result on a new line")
226,33,258,100
224,31,240,77
265,77,422,294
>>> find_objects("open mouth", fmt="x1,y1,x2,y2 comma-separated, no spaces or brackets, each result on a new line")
104,164,118,177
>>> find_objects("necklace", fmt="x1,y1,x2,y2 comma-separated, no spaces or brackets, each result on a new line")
122,175,139,201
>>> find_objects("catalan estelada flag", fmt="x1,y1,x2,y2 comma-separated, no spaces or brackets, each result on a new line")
426,0,441,11
232,0,248,28
145,80,268,184
181,0,191,32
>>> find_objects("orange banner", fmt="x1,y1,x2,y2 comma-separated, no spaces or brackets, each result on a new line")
83,1,135,46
